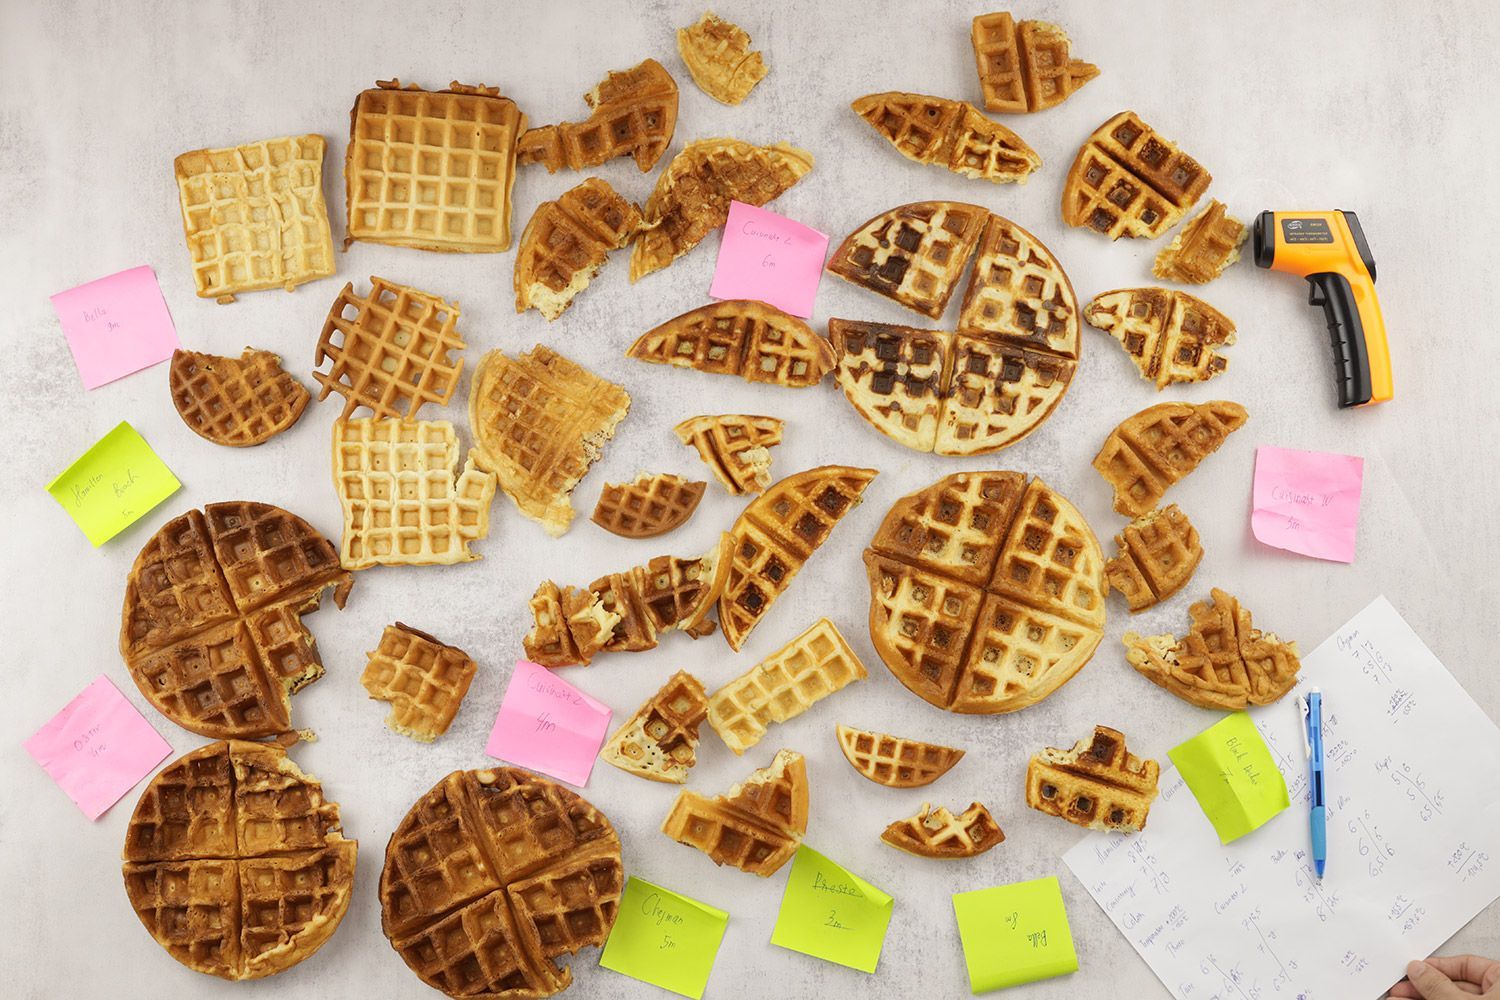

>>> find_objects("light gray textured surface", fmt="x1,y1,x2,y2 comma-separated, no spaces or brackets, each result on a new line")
3,2,1498,998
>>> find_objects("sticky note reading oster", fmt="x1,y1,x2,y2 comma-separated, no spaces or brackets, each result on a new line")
47,421,181,546
51,265,179,389
485,660,610,786
599,876,728,999
952,876,1078,993
772,844,894,972
1252,445,1364,562
709,200,829,317
1169,711,1290,844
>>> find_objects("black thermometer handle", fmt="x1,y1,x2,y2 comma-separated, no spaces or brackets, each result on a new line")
1306,272,1373,408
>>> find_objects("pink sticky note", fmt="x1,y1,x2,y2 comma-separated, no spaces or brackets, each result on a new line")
486,660,611,786
709,200,829,317
1251,446,1365,563
24,675,172,820
51,266,179,389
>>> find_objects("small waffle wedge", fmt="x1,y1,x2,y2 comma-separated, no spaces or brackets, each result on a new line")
836,725,965,788
1026,725,1160,831
523,581,585,667
1154,200,1247,284
1062,111,1211,240
677,11,768,104
852,93,1040,184
827,201,987,319
602,671,709,783
345,80,525,252
957,213,1080,357
360,623,477,741
628,300,835,387
661,749,807,876
675,414,784,495
630,138,813,281
1086,287,1235,389
170,348,310,447
1093,400,1248,517
1124,588,1301,710
881,802,1003,859
515,178,643,320
1105,505,1202,612
719,466,877,650
971,12,1099,114
592,473,706,538
518,58,678,174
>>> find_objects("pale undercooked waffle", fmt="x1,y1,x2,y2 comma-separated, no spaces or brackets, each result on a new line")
380,768,621,998
518,58,678,173
331,418,496,570
361,623,477,741
1085,287,1235,389
1062,111,1211,239
836,724,964,788
468,345,630,536
881,802,1003,859
601,671,709,783
826,201,987,319
630,138,813,281
852,93,1040,184
708,618,867,753
1105,505,1202,612
173,135,335,303
345,80,525,252
120,502,353,738
674,414,784,496
122,741,356,979
863,471,1106,714
1154,200,1246,284
971,12,1099,114
677,11,768,105
1124,588,1301,710
1026,725,1160,831
170,348,310,447
312,277,466,421
515,178,643,320
718,466,877,650
661,749,807,876
628,300,835,387
1093,400,1248,517
591,473,706,538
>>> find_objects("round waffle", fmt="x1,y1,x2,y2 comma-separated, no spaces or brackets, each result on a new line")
169,348,310,447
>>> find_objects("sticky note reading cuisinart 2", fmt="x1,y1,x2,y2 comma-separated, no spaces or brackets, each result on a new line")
47,421,181,546
709,200,829,317
772,844,894,972
952,876,1078,993
1168,711,1290,844
485,660,610,786
1251,445,1364,562
599,876,728,999
51,265,179,389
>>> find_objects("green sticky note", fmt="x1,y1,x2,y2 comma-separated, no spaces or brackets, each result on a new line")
952,876,1078,993
770,844,894,973
599,876,728,1000
46,421,180,546
1168,711,1291,844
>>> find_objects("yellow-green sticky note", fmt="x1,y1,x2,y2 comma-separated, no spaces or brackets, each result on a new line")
46,421,180,546
599,876,728,1000
771,844,894,973
952,876,1078,993
1168,711,1290,844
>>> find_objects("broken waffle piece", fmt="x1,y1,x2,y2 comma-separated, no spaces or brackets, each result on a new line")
661,748,808,876
628,300,835,387
674,414,784,495
1085,287,1236,389
170,348,310,447
1061,110,1211,240
852,92,1040,184
1026,725,1160,831
971,12,1099,114
1093,400,1247,517
837,724,965,788
592,473,706,538
881,802,1004,859
601,671,709,783
518,58,678,173
677,11,768,105
361,623,477,741
515,177,643,320
1153,200,1247,284
1104,505,1202,612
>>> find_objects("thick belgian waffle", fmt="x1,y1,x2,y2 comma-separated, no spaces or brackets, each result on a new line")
1062,110,1212,239
674,414,784,496
361,622,477,741
601,671,709,783
880,802,1003,859
677,11,768,105
591,473,706,539
1026,725,1160,831
826,201,987,319
970,12,1098,113
661,749,807,876
836,724,965,788
852,93,1040,184
1093,400,1248,517
1085,287,1235,388
1153,199,1246,284
169,348,310,447
1104,505,1202,612
628,300,835,388
518,59,678,173
514,177,643,320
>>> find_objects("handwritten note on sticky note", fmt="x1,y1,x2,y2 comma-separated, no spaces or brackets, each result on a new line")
709,200,830,317
599,876,728,999
51,266,179,389
24,675,172,820
47,421,181,546
486,660,610,786
1168,711,1290,844
952,876,1078,994
1252,445,1364,563
771,844,894,972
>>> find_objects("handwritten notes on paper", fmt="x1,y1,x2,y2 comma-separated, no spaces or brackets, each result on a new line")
951,876,1078,993
47,421,181,546
771,844,894,972
709,200,829,317
51,266,179,389
1252,445,1364,562
1169,712,1290,844
599,876,728,1000
485,660,610,786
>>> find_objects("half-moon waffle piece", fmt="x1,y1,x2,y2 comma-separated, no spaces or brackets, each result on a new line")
515,178,643,320
628,300,835,387
120,502,353,739
957,213,1080,357
971,12,1099,114
1085,287,1235,389
661,749,807,876
836,724,965,788
674,414,784,495
881,802,1003,859
380,768,622,999
592,473,706,539
719,466,877,650
518,58,679,174
827,201,988,319
1153,200,1246,284
630,138,813,281
864,472,1106,714
122,741,356,979
170,348,310,447
345,80,526,252
1124,588,1301,710
1026,725,1160,831
1093,400,1248,517
360,623,477,741
851,93,1040,184
1105,505,1202,612
677,11,768,105
602,671,709,783
1062,111,1211,240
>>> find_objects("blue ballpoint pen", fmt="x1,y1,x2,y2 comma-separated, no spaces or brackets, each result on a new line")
1301,688,1328,879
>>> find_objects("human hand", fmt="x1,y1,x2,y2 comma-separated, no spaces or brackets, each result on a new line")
1388,956,1500,998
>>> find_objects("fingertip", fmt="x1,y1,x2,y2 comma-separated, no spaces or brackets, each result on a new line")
1407,960,1427,978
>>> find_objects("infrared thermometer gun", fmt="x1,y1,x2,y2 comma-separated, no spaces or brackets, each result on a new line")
1252,210,1392,408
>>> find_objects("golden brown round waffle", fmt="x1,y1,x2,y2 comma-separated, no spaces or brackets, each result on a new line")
169,347,310,447
380,768,622,998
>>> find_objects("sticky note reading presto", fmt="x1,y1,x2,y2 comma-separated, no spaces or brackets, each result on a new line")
952,876,1078,993
771,844,894,972
1252,445,1364,563
1169,711,1290,844
599,876,728,1000
709,200,829,317
486,660,610,786
51,265,179,389
47,421,181,546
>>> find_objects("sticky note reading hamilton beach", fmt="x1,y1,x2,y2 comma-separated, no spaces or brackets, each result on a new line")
485,660,611,786
709,200,830,317
46,421,180,546
599,877,728,999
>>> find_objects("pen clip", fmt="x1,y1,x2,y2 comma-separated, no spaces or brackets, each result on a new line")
1298,695,1311,759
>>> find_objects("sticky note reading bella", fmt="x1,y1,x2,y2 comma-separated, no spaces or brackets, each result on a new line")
486,660,610,786
772,844,894,972
1168,711,1290,844
709,200,829,317
47,421,181,546
1252,445,1364,563
599,876,728,1000
51,265,179,389
952,876,1078,993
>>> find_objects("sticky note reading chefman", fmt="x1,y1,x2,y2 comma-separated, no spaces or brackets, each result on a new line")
772,844,894,972
47,421,181,546
486,660,610,786
599,876,728,999
952,876,1078,993
1169,711,1290,844
51,265,179,389
709,200,829,317
1251,445,1364,562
